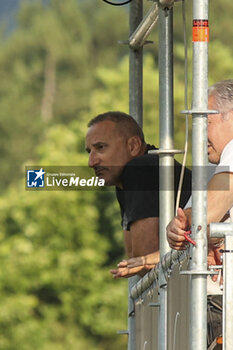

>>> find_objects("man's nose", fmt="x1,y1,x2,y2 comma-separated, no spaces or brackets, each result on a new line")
88,151,99,168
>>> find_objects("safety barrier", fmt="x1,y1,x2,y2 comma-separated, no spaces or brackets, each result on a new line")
125,1,232,349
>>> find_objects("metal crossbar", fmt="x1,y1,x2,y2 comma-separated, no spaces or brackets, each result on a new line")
129,2,158,50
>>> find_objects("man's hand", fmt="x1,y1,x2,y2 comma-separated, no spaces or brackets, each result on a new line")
110,251,160,279
166,208,189,250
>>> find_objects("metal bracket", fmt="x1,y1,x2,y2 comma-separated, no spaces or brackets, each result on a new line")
148,149,184,155
180,270,217,275
181,109,219,115
208,265,222,269
118,40,154,46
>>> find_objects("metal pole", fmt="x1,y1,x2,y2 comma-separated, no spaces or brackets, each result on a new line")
128,275,140,350
190,1,209,349
129,0,143,126
128,2,143,350
129,2,158,50
158,5,174,350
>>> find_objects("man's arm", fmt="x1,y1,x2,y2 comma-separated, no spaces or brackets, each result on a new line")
111,217,159,278
127,216,159,257
207,172,233,227
123,218,159,258
123,229,132,258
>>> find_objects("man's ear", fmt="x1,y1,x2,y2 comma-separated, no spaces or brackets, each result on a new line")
127,136,143,156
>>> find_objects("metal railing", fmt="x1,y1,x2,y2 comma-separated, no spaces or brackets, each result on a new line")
130,249,190,350
125,0,232,349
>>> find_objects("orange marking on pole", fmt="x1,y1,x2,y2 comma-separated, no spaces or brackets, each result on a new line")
192,19,209,42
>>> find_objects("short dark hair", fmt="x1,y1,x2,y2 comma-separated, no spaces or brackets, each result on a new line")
88,111,145,143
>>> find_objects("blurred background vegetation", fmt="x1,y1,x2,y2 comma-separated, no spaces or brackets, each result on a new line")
0,0,232,349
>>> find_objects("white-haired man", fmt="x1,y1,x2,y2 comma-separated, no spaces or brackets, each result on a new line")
167,79,233,258
166,79,233,347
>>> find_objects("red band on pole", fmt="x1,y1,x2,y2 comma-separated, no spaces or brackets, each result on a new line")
192,19,209,42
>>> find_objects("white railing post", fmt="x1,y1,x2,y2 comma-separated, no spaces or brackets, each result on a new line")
210,223,233,350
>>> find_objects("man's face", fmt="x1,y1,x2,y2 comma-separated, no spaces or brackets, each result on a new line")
85,120,134,186
208,96,233,164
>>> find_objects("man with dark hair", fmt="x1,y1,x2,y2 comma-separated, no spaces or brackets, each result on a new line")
85,111,191,277
87,111,146,144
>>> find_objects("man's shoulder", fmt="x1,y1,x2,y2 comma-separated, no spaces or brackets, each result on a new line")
122,154,159,182
121,151,160,191
127,155,159,166
124,152,187,170
125,150,159,168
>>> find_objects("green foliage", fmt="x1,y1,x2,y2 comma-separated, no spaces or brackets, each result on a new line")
0,125,127,349
0,0,129,191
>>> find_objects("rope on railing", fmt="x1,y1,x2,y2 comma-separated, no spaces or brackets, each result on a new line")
130,249,189,300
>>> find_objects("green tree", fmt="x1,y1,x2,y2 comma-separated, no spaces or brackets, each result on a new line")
1,1,233,349
0,0,129,192
0,122,127,350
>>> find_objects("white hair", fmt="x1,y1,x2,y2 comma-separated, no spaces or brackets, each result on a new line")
208,80,233,115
